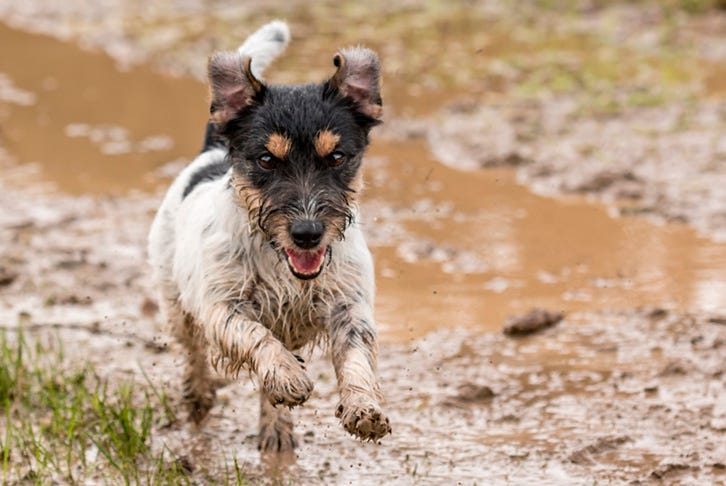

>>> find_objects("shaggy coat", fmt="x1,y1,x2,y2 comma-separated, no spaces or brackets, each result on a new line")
147,21,390,451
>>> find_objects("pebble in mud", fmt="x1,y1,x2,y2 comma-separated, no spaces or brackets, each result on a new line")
442,383,496,408
503,308,564,336
0,266,18,286
568,436,631,465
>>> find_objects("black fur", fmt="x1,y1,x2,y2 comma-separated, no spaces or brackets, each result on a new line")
219,82,379,241
201,120,226,153
182,156,230,199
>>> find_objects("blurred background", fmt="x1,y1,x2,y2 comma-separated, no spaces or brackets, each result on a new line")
1,1,725,484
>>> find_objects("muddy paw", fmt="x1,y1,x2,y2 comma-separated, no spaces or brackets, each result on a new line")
187,399,214,425
184,386,216,425
258,425,298,452
336,401,391,441
262,353,314,408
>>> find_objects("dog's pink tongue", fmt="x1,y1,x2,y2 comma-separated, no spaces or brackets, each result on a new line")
286,247,326,274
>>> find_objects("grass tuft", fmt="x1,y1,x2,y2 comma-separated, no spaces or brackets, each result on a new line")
0,328,247,484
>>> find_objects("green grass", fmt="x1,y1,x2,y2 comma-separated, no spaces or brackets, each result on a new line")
0,329,247,485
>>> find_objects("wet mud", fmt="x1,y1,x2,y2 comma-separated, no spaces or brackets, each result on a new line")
0,23,207,194
1,2,726,484
427,98,726,243
365,137,726,339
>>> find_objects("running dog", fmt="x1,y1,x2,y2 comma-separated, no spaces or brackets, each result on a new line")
148,20,391,452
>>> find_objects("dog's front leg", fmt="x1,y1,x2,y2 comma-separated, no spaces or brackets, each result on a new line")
203,303,314,408
330,302,391,441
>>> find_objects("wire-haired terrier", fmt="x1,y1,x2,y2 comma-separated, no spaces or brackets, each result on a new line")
148,20,391,452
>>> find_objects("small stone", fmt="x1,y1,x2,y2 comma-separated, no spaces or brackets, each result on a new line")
0,267,18,286
503,308,564,336
442,383,496,407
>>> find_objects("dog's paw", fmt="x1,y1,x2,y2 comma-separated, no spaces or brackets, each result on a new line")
258,423,297,452
261,352,314,408
336,399,391,442
187,396,215,425
183,383,218,425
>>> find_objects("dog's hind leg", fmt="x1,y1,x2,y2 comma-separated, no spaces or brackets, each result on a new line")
258,388,297,452
166,297,217,424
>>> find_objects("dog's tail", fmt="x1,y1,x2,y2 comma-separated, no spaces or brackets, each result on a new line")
201,20,290,152
237,20,290,80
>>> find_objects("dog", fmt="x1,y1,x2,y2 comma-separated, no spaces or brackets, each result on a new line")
148,20,391,452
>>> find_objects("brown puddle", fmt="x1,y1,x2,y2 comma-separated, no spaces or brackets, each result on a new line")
368,139,726,340
704,60,726,97
1,23,725,342
0,23,207,194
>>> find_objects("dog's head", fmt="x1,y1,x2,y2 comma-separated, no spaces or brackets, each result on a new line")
208,48,382,280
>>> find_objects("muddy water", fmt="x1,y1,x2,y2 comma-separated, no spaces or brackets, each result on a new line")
2,23,725,342
368,139,726,339
0,23,207,194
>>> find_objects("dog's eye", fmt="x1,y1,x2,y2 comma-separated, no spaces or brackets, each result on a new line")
257,154,275,170
328,151,346,167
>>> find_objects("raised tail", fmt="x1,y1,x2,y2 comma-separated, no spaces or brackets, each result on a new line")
201,20,290,152
237,20,290,80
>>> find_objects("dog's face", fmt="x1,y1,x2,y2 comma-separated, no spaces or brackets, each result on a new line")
208,49,382,280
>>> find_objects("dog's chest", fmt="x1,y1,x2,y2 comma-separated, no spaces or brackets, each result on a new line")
243,276,330,350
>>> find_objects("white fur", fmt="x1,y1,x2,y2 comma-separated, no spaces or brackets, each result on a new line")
237,20,290,80
147,23,389,444
147,19,375,342
148,147,375,350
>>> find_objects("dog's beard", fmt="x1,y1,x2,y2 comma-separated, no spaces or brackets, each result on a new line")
247,191,351,281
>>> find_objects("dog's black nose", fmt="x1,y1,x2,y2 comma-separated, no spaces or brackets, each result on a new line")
290,221,324,249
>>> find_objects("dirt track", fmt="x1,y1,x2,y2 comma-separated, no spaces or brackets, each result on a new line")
1,1,725,484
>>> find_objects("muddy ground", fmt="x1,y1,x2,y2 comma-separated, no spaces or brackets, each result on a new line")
1,1,725,484
0,185,724,484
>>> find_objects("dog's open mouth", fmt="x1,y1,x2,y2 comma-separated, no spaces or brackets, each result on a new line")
284,246,328,280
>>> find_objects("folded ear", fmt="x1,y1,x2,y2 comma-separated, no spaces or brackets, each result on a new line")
208,53,264,125
329,48,382,120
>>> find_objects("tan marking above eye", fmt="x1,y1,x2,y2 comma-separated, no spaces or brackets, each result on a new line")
314,130,341,158
266,133,292,159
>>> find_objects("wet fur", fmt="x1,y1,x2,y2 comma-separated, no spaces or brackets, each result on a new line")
147,21,390,452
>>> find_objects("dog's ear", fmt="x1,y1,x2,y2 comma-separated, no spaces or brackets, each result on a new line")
208,53,264,125
329,48,382,120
